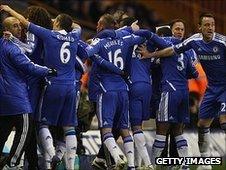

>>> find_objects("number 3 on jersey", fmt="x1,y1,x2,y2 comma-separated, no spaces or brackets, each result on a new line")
60,42,71,64
108,49,124,70
177,54,185,71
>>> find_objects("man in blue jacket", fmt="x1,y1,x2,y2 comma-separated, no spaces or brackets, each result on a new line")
0,17,56,169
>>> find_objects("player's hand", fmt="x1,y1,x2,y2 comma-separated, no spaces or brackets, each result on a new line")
48,68,57,77
131,20,139,31
3,31,12,40
137,45,154,59
0,5,11,13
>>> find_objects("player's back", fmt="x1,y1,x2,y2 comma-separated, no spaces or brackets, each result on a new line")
129,43,154,84
42,30,79,84
94,37,130,91
160,37,196,91
28,23,81,84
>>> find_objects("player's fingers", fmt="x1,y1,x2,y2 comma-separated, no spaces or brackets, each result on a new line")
138,45,146,51
132,20,138,25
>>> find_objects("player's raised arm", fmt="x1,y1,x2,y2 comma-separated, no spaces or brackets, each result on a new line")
1,5,51,40
71,22,82,35
0,5,29,27
123,34,145,47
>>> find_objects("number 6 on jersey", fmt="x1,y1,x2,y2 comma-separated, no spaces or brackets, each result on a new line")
60,42,71,64
108,49,124,70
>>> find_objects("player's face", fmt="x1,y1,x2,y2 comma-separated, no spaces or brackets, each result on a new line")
8,18,21,38
96,18,104,33
172,22,185,40
200,17,215,42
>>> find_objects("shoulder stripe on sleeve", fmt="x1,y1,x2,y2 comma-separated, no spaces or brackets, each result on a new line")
76,56,87,73
122,35,132,39
214,33,226,47
183,33,202,45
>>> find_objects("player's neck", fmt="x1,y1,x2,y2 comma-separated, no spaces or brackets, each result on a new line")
202,33,214,43
203,37,212,42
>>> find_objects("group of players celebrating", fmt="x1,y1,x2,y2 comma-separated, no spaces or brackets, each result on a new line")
0,3,225,170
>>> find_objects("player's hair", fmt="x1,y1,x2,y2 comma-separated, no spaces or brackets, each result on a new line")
56,13,73,32
25,6,52,29
100,14,116,29
119,16,137,27
199,12,215,25
113,10,126,24
169,19,186,29
156,26,172,37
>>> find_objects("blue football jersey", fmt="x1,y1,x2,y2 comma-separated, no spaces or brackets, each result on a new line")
28,23,80,84
174,33,226,86
86,35,144,91
149,35,198,91
0,38,49,115
129,40,156,84
96,28,153,84
161,37,198,91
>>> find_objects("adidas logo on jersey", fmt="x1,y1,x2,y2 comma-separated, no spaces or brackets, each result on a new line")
198,47,202,51
41,117,47,122
103,121,108,126
169,116,174,120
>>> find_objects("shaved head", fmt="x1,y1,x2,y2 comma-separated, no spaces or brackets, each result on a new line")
3,17,22,38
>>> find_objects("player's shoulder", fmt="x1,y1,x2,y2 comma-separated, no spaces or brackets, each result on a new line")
2,39,23,55
213,33,226,46
122,34,134,39
214,32,225,40
184,33,202,44
90,38,103,46
4,39,18,50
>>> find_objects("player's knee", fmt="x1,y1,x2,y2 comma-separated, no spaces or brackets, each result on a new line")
131,125,142,132
197,118,212,128
171,124,183,136
156,122,170,135
220,123,226,133
120,128,130,138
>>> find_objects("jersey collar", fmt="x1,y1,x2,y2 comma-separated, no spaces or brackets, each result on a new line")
58,30,67,35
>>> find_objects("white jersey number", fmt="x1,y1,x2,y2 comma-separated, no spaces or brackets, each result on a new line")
108,49,124,70
221,103,226,112
60,42,70,64
177,54,185,71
